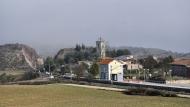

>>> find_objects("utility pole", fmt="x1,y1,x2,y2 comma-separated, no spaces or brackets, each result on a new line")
169,69,172,84
144,69,146,82
49,62,50,74
110,67,113,85
130,65,132,79
70,65,72,81
138,65,140,79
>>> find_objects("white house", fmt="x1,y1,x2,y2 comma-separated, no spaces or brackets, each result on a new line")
99,58,124,82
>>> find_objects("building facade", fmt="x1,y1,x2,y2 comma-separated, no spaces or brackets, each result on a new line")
99,58,124,82
171,59,190,78
115,55,143,70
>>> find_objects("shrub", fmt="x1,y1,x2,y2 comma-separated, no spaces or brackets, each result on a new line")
19,71,39,81
144,89,162,96
124,88,177,97
124,88,145,95
161,91,177,97
18,80,53,85
0,73,16,83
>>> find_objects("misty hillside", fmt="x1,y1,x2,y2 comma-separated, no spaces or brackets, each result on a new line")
117,46,190,59
38,45,190,59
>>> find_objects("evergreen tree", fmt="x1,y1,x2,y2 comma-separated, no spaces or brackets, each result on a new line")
88,63,99,78
44,57,56,72
82,44,86,50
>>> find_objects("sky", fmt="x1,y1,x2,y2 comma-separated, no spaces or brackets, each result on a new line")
0,0,190,54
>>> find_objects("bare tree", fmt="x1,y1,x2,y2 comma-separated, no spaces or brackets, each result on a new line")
73,64,85,80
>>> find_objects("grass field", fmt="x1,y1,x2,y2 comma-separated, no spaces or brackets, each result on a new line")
0,70,25,76
0,84,190,107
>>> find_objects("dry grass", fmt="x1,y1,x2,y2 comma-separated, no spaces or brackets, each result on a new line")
0,70,25,76
0,84,190,107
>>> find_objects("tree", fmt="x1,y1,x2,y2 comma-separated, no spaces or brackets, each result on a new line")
106,49,117,57
140,56,158,72
64,53,76,64
106,49,131,57
80,62,89,70
0,73,15,83
44,57,56,72
116,49,131,56
75,44,81,51
21,71,40,80
55,59,65,65
60,65,70,75
82,44,86,50
159,56,174,74
73,64,85,80
88,63,99,78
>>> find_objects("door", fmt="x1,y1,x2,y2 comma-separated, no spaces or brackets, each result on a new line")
111,74,117,81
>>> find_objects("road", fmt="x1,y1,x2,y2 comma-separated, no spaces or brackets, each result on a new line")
61,83,126,92
128,81,190,90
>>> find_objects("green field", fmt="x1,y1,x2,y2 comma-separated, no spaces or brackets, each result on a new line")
0,84,190,107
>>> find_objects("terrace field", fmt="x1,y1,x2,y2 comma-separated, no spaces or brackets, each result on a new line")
0,84,190,107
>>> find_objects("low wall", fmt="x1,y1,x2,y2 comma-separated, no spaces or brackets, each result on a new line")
166,80,190,84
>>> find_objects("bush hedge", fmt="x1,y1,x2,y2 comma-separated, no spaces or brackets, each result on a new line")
124,88,177,97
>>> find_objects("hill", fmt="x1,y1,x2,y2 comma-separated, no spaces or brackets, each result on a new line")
37,45,190,59
0,44,43,70
116,46,190,59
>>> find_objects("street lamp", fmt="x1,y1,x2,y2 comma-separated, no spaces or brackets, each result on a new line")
169,69,172,84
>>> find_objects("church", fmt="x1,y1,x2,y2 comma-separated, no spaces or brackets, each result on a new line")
97,38,124,82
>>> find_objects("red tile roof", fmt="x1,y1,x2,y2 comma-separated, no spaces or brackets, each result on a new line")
99,58,114,64
171,59,190,67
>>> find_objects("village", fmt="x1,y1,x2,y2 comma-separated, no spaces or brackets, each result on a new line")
1,0,190,106
41,38,190,87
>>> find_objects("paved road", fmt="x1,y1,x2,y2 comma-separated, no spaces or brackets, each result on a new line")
61,83,126,92
123,81,190,89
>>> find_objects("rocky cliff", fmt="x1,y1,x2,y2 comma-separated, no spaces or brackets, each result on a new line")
0,44,43,70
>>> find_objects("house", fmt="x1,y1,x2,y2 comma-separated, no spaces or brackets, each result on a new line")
171,59,190,78
115,55,143,70
99,58,124,82
125,62,143,70
78,61,93,67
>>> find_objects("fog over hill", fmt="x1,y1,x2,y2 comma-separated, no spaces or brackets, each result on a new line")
116,46,190,59
35,45,190,59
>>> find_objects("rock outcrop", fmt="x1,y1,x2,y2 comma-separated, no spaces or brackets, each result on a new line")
0,43,43,70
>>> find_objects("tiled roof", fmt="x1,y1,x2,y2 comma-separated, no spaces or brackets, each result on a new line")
99,58,114,64
171,59,190,67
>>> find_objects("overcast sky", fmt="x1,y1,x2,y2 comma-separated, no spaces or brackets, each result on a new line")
0,0,190,53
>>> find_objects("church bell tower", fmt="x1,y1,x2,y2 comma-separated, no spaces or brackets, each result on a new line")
96,37,106,58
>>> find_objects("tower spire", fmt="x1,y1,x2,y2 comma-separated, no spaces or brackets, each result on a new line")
96,37,106,59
